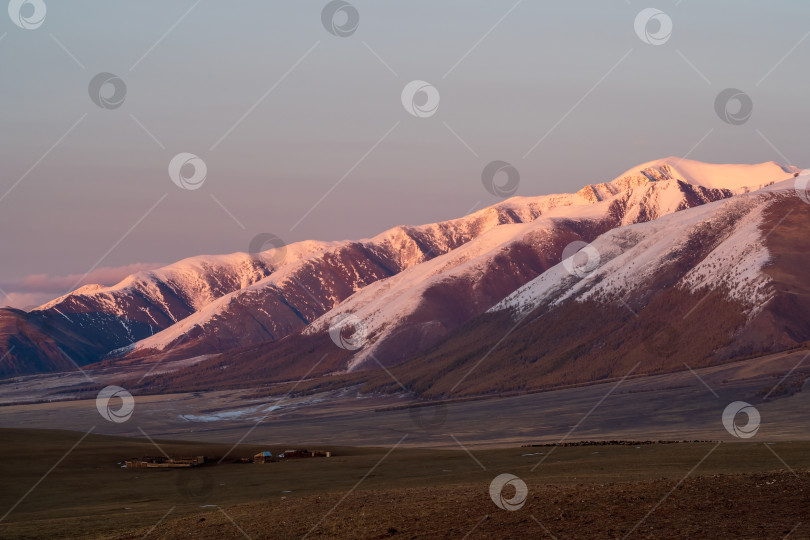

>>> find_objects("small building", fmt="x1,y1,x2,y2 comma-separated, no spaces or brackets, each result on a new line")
253,451,275,463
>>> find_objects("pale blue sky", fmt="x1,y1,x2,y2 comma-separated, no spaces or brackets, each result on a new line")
1,1,808,305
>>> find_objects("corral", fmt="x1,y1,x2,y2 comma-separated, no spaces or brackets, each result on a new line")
278,449,330,459
252,449,330,463
124,455,205,468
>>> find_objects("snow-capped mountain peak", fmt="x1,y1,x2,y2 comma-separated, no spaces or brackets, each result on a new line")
610,157,798,192
2,158,804,380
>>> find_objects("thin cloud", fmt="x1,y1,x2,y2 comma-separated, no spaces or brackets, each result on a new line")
0,263,164,309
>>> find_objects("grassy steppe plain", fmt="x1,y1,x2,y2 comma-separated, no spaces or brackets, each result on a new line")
0,429,808,539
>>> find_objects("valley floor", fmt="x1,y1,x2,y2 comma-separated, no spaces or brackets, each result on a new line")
0,349,808,448
1,349,809,538
115,471,808,539
0,430,807,539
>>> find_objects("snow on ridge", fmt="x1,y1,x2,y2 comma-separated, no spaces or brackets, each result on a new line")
345,222,565,372
127,246,343,352
304,221,535,343
489,178,756,313
52,158,804,361
611,157,799,193
303,173,801,369
126,186,588,355
302,180,655,344
303,178,715,370
39,239,338,313
492,188,786,319
40,158,793,315
679,200,774,310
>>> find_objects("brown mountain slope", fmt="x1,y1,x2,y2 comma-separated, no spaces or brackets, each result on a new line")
0,309,99,378
356,193,810,398
4,159,798,380
122,176,716,364
300,179,735,373
120,157,793,368
133,190,810,398
128,180,728,394
2,204,548,377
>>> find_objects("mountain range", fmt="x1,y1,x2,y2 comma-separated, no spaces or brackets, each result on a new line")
2,157,808,400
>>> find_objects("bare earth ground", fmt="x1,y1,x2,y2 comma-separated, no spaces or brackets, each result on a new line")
0,430,808,539
116,473,809,539
1,350,809,538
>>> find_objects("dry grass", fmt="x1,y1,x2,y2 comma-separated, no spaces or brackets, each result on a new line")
1,430,809,539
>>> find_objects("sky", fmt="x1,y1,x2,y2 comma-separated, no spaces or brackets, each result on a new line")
1,0,808,307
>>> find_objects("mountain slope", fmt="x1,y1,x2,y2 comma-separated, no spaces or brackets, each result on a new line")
0,309,82,377
31,244,331,353
124,157,791,366
3,195,559,374
301,177,738,371
1,157,800,379
117,198,557,361
352,184,810,398
127,161,807,395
